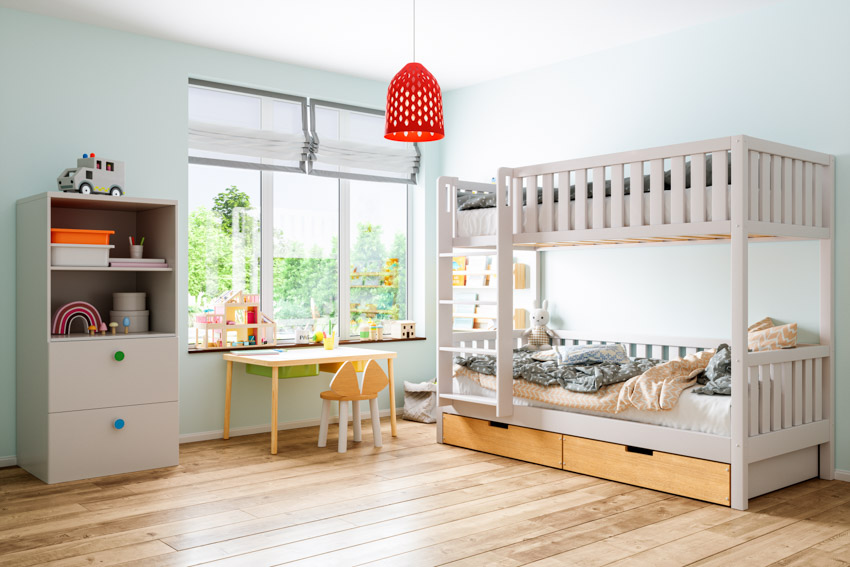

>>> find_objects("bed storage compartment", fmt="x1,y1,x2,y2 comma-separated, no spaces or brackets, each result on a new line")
562,434,730,505
442,414,562,468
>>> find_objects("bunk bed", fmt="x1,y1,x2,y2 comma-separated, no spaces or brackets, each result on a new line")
436,135,835,510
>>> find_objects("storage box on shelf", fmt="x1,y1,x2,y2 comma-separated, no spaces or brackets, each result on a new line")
16,192,179,483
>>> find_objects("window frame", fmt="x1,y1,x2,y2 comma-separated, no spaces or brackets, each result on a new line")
187,81,413,343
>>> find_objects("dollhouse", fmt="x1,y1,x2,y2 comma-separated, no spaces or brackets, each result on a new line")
193,290,276,349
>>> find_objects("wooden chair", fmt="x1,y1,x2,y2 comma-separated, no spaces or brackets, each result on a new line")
318,360,388,453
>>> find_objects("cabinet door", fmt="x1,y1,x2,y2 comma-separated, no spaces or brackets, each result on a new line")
49,337,177,412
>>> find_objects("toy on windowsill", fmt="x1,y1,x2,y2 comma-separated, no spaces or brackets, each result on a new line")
57,153,124,196
193,290,276,349
522,300,556,351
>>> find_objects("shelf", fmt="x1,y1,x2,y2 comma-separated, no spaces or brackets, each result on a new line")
453,315,496,319
350,309,395,315
350,271,398,278
51,266,172,272
351,285,398,289
51,331,177,342
193,323,275,329
452,270,496,275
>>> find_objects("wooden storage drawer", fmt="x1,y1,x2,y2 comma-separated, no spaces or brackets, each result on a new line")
47,401,178,483
49,337,177,412
443,414,562,468
562,435,730,505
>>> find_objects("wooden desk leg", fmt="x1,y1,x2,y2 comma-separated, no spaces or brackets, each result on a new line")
223,361,233,440
388,358,397,437
271,367,279,455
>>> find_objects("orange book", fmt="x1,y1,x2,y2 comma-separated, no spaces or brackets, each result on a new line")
452,256,466,286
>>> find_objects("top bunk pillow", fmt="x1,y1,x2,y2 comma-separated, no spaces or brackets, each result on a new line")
558,343,631,365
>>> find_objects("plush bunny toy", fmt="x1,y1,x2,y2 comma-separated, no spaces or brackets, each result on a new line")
523,300,556,351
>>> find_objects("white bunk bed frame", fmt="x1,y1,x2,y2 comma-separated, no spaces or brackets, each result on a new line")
436,135,835,510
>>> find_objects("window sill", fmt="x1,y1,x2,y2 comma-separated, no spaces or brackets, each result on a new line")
187,336,425,354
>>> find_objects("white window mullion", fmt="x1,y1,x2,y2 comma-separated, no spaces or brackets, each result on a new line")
338,179,351,340
260,98,275,327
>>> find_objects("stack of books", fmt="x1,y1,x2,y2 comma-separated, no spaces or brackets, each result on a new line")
109,257,169,268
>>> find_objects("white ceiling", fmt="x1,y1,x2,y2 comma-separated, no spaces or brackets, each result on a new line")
1,0,781,90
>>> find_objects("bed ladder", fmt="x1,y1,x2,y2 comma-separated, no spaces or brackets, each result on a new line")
437,172,514,417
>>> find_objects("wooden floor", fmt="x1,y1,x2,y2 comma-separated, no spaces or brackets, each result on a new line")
1,420,849,567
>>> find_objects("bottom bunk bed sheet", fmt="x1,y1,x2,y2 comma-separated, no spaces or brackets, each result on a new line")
452,369,731,437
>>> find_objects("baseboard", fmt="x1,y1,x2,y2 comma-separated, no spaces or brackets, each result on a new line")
0,455,17,468
835,469,850,482
179,406,401,444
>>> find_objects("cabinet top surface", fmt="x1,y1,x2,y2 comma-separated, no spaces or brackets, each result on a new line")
18,192,177,211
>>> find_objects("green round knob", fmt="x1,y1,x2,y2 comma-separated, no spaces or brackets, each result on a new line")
114,351,125,362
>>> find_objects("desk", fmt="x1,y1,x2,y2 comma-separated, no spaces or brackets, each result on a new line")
222,347,398,454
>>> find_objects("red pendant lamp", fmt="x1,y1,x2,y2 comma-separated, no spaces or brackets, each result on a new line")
385,0,444,141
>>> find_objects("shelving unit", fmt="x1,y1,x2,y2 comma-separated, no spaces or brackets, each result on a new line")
17,192,179,484
349,264,402,330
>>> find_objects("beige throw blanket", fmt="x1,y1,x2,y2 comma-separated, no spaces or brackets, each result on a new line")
454,350,714,414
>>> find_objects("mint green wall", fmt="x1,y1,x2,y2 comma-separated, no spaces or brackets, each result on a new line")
0,8,439,459
442,0,849,470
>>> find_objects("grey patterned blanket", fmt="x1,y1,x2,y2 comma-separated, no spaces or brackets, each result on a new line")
453,347,661,393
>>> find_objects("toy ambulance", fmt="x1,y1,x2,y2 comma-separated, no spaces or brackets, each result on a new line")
57,153,124,196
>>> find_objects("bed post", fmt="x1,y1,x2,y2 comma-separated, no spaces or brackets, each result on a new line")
496,167,514,417
436,176,457,433
819,156,835,479
730,135,750,510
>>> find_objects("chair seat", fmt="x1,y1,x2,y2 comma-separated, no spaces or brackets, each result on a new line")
319,390,378,401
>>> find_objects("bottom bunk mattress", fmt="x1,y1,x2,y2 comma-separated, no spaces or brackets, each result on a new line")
453,365,731,436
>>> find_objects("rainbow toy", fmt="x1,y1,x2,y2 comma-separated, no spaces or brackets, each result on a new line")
51,301,104,335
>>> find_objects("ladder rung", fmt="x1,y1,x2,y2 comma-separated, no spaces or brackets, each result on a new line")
439,393,497,406
439,300,497,305
439,250,497,257
440,347,497,355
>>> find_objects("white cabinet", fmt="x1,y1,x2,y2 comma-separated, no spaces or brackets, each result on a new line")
16,192,179,484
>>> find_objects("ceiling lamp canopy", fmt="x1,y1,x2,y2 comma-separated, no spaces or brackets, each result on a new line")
385,0,444,142
385,62,444,142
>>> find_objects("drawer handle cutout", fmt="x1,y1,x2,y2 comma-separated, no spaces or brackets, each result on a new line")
488,421,508,429
626,446,653,456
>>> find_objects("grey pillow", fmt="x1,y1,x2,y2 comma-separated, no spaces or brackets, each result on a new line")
693,343,732,395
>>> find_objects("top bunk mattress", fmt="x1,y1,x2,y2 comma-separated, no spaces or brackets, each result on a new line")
455,184,731,238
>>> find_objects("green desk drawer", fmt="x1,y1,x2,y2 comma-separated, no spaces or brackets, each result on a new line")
246,364,319,378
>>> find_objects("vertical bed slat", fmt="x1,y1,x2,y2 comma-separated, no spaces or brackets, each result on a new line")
575,169,588,230
804,359,813,424
793,159,803,225
803,162,813,227
610,164,624,228
512,177,522,234
540,173,554,232
782,361,793,429
771,155,782,223
525,176,538,234
629,162,643,226
749,151,760,221
793,360,803,426
649,159,663,225
783,157,793,225
771,363,782,431
814,164,823,228
635,344,647,358
558,172,570,231
671,156,685,224
760,153,771,222
711,151,728,221
749,366,759,436
760,364,771,434
691,153,706,222
592,167,605,229
450,182,459,238
815,357,823,422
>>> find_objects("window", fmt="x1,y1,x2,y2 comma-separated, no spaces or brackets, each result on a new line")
187,81,414,345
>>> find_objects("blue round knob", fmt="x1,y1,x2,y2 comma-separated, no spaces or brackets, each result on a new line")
113,418,125,430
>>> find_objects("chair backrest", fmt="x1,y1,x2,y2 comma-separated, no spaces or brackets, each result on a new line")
361,359,389,396
329,361,360,397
